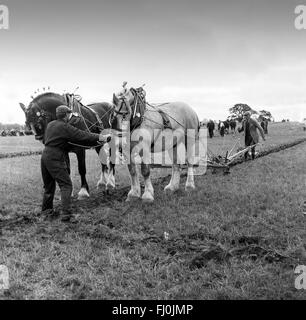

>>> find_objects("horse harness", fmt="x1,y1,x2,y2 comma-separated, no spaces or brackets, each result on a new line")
114,87,173,131
64,93,106,133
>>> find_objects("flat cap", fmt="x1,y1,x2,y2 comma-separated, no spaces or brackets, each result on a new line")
56,105,72,115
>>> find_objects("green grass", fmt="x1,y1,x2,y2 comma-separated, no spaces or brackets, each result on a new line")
1,122,306,299
0,136,43,155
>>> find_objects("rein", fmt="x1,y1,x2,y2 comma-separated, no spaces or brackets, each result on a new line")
64,94,113,149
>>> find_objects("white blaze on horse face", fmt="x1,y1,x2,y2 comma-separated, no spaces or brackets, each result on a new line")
30,123,44,144
30,123,37,136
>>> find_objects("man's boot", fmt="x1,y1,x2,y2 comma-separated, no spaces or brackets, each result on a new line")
61,210,78,223
60,188,77,223
42,208,60,221
251,147,256,160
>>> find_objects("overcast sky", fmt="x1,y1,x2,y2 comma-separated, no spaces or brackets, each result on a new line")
0,0,306,123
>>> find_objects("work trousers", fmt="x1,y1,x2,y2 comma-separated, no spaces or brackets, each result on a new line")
41,147,72,214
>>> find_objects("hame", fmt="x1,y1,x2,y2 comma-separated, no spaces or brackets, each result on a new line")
295,5,306,30
0,4,9,30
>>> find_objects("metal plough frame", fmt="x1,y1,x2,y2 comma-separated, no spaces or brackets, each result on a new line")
207,142,260,171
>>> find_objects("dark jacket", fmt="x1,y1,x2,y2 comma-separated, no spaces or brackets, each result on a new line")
207,121,215,131
44,119,100,151
239,118,265,144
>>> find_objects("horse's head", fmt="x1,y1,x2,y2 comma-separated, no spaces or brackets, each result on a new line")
20,92,63,142
20,101,47,142
111,82,146,133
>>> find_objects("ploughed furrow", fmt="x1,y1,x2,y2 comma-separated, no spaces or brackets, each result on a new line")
0,150,42,159
228,137,306,167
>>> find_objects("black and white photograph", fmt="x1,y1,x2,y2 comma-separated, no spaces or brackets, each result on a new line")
1,0,306,303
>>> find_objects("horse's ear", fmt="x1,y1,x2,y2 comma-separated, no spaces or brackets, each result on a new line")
19,103,26,113
113,93,119,105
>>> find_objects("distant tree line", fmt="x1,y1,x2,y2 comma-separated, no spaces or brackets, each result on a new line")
228,104,273,122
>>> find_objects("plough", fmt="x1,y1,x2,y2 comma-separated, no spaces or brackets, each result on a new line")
207,143,261,174
149,143,260,174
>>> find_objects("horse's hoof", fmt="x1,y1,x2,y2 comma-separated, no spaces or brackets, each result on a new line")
96,182,105,189
106,183,115,190
77,188,90,200
164,185,179,193
185,184,195,192
126,196,140,202
142,192,154,203
78,194,90,200
126,191,141,202
142,198,154,203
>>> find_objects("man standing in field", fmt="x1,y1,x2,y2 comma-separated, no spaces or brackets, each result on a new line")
238,111,266,160
207,119,215,138
41,105,109,223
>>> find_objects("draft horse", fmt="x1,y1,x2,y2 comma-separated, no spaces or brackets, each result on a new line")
20,92,115,199
111,83,200,202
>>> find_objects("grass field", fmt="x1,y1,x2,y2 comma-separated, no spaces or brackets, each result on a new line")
0,136,43,155
1,122,306,299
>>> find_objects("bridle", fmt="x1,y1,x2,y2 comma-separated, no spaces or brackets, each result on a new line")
26,103,55,137
111,87,146,131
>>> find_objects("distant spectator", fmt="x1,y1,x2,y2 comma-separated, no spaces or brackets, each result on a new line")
220,122,225,137
207,120,215,138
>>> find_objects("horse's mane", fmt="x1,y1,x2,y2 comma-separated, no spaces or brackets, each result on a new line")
31,92,62,103
30,92,65,112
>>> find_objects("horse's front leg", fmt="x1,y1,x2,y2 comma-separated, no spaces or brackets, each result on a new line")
127,162,141,201
164,164,181,192
96,145,116,191
107,162,116,190
164,145,181,192
96,145,108,190
141,163,154,202
185,134,196,191
75,148,90,199
185,163,195,191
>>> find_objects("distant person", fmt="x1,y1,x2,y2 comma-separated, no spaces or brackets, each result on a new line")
230,119,237,133
262,118,268,134
41,105,110,223
220,122,225,137
260,120,265,131
238,111,266,160
224,120,230,134
207,120,215,138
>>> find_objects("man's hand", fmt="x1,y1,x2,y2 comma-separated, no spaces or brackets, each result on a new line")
99,133,112,143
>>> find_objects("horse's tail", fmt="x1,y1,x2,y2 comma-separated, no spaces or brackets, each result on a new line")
196,115,201,140
185,115,201,146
